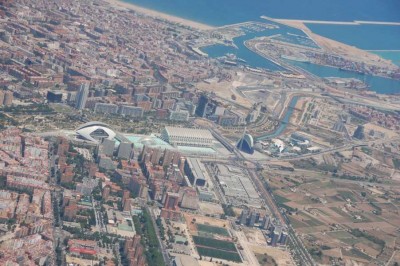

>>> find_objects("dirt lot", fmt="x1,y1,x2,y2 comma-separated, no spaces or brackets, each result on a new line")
199,202,225,215
251,245,294,266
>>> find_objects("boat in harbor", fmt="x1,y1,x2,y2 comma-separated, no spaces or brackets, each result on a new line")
223,60,238,66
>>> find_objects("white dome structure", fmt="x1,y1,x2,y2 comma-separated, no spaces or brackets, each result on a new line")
76,121,116,143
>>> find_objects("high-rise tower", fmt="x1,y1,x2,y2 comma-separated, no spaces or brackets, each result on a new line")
75,83,89,110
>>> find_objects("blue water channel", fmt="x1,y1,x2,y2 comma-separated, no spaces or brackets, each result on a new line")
202,30,400,94
289,61,400,95
200,21,319,71
256,96,299,141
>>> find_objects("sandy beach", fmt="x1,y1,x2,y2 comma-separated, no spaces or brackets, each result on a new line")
104,0,215,31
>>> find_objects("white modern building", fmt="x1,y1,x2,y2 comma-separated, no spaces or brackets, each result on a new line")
76,121,116,143
160,126,214,147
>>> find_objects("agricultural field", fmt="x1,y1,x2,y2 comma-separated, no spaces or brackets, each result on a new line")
196,247,242,262
193,236,242,262
264,168,400,265
183,214,242,263
193,236,237,251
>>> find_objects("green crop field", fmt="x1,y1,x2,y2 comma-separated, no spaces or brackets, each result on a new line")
193,236,237,252
196,247,242,262
274,194,290,205
197,224,230,237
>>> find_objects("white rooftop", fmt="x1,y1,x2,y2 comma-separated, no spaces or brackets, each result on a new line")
164,126,214,140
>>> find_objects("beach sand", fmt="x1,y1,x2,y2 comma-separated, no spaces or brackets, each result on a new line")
104,0,215,31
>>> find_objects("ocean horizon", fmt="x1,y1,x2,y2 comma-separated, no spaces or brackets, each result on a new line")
124,0,400,24
124,0,400,50
123,0,400,93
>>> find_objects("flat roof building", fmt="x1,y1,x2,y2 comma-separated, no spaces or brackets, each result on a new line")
184,158,207,187
120,105,144,118
100,138,115,157
117,142,134,160
46,91,63,103
94,103,118,114
160,126,214,147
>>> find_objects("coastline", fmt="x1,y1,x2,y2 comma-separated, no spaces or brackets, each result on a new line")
261,16,398,69
103,0,215,31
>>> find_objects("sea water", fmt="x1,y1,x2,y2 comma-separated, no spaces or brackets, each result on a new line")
125,0,400,25
125,0,400,93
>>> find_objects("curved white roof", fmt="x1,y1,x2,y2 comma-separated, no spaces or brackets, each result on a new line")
77,121,111,130
76,122,116,143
